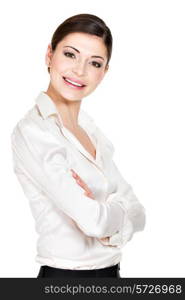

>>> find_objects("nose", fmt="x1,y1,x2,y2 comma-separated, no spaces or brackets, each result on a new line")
72,60,87,77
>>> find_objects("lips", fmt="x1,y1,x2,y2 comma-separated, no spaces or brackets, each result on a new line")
63,76,86,87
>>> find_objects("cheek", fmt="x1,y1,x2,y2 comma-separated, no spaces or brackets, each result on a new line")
92,71,105,85
51,56,70,72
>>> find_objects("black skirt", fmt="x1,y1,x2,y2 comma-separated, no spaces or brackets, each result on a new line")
37,263,121,278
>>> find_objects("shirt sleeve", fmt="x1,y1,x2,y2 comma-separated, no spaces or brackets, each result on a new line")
98,160,146,248
11,119,127,239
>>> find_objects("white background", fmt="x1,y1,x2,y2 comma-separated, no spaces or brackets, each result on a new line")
0,0,185,277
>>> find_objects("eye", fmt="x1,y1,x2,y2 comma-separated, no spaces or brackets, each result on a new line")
64,51,75,58
92,61,102,68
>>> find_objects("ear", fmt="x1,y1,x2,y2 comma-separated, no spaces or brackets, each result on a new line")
45,44,53,68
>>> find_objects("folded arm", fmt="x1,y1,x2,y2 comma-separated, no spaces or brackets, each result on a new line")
11,120,128,239
98,160,146,248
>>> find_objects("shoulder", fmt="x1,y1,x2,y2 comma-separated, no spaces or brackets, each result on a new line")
11,105,58,148
11,107,41,141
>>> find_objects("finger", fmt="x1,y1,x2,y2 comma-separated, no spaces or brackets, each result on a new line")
71,170,87,188
73,175,88,189
70,169,91,193
71,170,83,182
84,191,94,199
70,169,80,177
70,169,78,178
84,190,90,196
73,177,86,189
77,179,89,193
77,180,90,193
76,179,84,186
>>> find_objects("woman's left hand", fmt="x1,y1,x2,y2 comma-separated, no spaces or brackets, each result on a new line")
70,169,95,199
70,169,111,245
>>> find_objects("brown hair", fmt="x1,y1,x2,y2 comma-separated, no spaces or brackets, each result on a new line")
47,13,113,73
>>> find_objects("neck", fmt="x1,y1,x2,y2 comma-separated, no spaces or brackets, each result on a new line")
45,84,82,131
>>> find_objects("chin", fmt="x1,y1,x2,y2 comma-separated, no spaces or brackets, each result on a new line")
58,90,83,102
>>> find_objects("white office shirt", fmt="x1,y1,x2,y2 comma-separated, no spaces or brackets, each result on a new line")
11,91,146,270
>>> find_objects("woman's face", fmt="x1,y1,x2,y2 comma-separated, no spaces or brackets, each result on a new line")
45,32,109,101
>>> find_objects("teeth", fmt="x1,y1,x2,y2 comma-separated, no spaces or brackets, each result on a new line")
65,78,83,87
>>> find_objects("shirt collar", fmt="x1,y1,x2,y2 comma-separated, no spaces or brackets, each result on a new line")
35,91,96,134
35,91,114,165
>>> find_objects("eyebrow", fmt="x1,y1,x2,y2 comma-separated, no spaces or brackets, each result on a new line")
63,46,105,61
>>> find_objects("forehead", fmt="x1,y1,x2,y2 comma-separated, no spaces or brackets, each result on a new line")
57,32,107,56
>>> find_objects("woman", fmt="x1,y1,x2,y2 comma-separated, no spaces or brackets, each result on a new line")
11,13,146,278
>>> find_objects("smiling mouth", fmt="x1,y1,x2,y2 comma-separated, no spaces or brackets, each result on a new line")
62,77,86,88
